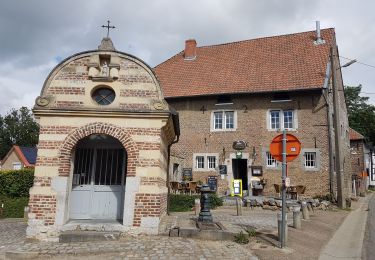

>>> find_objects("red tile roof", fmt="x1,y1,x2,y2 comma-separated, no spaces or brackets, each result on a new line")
154,29,335,98
349,128,365,141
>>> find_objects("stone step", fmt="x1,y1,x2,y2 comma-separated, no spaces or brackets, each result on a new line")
59,231,121,243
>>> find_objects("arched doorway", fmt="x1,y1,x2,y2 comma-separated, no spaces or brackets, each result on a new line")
69,134,127,221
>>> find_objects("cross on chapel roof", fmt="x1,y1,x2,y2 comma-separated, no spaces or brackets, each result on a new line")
98,20,116,51
101,20,115,38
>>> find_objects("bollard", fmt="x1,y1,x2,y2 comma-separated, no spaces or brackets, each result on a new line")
277,213,288,245
293,207,301,229
194,199,201,216
301,202,310,220
24,206,29,220
236,197,242,216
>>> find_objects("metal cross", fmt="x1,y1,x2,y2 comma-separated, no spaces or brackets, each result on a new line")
101,20,115,38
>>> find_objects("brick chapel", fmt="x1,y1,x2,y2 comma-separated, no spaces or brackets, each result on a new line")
27,37,179,241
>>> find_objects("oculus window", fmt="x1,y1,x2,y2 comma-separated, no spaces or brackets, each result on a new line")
92,87,115,105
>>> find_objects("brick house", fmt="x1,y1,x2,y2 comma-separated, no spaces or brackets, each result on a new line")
349,128,371,195
26,38,179,241
155,27,352,200
0,145,37,170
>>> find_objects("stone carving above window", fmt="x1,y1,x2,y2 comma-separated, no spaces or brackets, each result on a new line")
88,54,120,82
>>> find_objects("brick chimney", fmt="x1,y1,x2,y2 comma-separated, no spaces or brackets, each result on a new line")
184,39,197,60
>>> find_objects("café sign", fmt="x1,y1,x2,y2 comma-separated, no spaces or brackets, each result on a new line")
232,140,246,150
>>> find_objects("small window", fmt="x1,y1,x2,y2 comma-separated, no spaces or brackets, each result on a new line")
214,112,223,129
268,109,295,130
305,152,317,168
92,87,115,105
13,162,22,170
283,110,294,129
266,152,277,167
196,156,204,169
270,110,280,129
207,156,216,169
213,110,235,130
225,111,234,129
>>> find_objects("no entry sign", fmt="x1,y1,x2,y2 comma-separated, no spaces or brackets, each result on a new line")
270,134,301,162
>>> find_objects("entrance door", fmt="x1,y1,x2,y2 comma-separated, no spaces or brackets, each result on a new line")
232,159,248,190
69,135,126,220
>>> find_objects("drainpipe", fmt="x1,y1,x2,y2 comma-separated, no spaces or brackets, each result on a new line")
167,111,180,215
322,61,335,198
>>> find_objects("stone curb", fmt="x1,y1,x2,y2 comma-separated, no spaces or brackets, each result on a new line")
5,251,39,260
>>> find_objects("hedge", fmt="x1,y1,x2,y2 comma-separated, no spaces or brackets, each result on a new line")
169,194,223,212
0,196,29,218
0,169,34,197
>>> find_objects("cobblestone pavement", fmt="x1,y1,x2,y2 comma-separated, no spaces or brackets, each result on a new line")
162,206,293,233
0,219,257,259
0,219,27,252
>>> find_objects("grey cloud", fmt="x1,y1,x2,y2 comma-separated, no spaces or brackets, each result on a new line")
0,0,374,115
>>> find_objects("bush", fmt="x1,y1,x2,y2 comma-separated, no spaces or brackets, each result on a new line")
169,193,224,212
0,169,34,197
234,231,249,244
0,196,29,218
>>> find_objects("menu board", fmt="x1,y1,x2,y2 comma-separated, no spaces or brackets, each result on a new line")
207,176,218,191
182,168,193,181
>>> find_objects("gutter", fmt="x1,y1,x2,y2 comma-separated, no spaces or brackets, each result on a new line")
166,109,180,215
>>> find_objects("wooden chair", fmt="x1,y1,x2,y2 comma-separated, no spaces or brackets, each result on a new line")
187,181,198,195
295,185,306,200
170,181,182,194
274,184,281,198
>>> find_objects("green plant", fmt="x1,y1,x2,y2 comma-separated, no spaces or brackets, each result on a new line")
0,196,29,218
168,193,223,212
0,169,34,197
209,193,223,209
244,227,256,237
313,193,335,203
234,231,249,244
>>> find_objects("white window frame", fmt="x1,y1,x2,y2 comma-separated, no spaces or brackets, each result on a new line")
207,156,217,169
13,162,22,170
266,152,278,168
267,109,297,131
193,153,219,171
304,152,317,169
211,110,237,132
196,156,205,169
301,149,321,171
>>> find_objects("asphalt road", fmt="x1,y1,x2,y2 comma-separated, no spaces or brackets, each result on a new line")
363,193,375,260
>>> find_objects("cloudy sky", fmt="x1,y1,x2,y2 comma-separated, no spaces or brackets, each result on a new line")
0,0,374,115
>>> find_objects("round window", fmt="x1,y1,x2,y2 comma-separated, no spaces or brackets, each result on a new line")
92,87,115,105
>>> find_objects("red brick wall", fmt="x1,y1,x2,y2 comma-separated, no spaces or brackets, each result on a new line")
133,193,166,226
28,195,56,226
167,91,332,197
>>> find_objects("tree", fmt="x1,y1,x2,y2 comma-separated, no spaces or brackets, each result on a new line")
0,107,39,159
344,85,375,145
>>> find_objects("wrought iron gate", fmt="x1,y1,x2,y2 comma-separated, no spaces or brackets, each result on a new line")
69,146,126,220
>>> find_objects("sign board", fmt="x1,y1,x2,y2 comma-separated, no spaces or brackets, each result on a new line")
207,176,218,192
230,179,243,197
251,166,263,176
182,168,192,181
235,151,243,159
285,177,291,187
270,134,301,162
219,165,227,175
233,140,246,150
